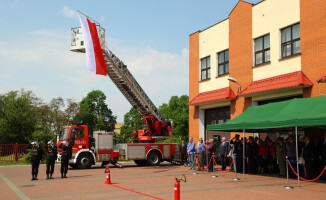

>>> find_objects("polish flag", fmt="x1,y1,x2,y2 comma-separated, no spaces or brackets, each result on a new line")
78,13,107,76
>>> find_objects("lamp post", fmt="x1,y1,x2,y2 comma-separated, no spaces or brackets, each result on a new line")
228,77,241,93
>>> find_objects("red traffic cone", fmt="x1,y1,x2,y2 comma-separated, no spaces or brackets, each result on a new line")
105,166,111,184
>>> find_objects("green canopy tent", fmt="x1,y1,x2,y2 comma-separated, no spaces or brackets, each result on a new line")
207,95,326,185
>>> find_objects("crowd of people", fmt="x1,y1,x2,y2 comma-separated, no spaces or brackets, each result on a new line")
180,133,326,181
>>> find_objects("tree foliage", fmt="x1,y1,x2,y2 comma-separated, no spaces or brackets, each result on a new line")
0,89,117,145
120,95,189,143
74,90,117,132
159,95,189,140
120,107,145,143
0,90,37,143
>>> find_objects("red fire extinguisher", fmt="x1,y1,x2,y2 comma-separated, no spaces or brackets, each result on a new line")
105,166,111,184
174,174,186,200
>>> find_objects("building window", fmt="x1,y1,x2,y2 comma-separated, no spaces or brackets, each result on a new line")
217,50,229,76
201,56,210,80
281,23,300,58
205,106,230,126
254,34,270,65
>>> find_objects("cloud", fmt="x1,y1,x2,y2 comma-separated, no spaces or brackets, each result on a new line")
60,6,77,18
0,29,189,121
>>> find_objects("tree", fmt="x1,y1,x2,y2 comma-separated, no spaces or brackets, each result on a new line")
120,107,145,143
159,95,189,140
74,90,116,131
0,90,37,143
49,97,66,134
65,98,80,124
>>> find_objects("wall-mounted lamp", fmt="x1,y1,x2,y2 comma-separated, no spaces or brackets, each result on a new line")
228,77,241,93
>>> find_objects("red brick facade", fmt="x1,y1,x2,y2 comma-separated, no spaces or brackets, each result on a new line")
229,1,253,121
189,31,200,142
301,0,326,98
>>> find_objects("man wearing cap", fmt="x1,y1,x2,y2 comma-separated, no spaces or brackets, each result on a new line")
44,139,57,180
27,139,43,181
59,139,72,178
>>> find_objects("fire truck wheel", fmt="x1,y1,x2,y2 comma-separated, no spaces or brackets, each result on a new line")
77,153,92,169
134,160,147,166
147,151,161,166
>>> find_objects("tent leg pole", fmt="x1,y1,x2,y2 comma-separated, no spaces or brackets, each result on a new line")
295,126,300,187
243,129,245,179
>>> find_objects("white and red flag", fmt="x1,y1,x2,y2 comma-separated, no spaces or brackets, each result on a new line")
78,13,107,76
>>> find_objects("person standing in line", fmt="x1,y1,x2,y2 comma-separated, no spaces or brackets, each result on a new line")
302,136,315,179
265,139,275,174
187,137,196,170
247,136,258,174
180,140,187,166
207,139,215,172
44,139,57,180
59,139,72,178
257,140,266,174
27,139,43,181
286,135,297,177
276,137,287,177
196,138,205,171
230,134,242,173
219,137,229,171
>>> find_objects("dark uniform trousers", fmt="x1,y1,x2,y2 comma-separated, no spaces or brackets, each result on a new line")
31,155,40,177
28,144,43,179
59,143,72,177
45,145,57,176
61,153,69,175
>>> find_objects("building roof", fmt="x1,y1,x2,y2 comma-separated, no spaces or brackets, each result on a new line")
188,87,236,106
239,71,313,96
317,74,326,83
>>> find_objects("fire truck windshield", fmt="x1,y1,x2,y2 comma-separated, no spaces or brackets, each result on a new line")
59,128,69,141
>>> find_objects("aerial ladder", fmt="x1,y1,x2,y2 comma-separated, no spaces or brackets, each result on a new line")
70,17,171,142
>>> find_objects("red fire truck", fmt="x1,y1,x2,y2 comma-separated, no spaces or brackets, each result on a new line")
57,124,179,169
56,14,180,169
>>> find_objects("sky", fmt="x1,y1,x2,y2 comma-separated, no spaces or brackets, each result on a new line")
0,0,261,122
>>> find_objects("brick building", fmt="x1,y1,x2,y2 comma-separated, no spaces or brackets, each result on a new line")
188,0,326,142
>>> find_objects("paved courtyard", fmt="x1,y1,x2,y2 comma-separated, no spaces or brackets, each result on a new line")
0,162,325,200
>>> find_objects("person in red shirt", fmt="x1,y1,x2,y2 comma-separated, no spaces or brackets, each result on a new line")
265,139,275,174
257,140,266,174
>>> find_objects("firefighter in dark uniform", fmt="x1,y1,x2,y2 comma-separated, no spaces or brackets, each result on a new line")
27,139,43,181
44,139,57,180
59,139,72,178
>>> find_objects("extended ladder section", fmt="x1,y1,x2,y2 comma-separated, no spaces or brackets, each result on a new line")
102,45,164,122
